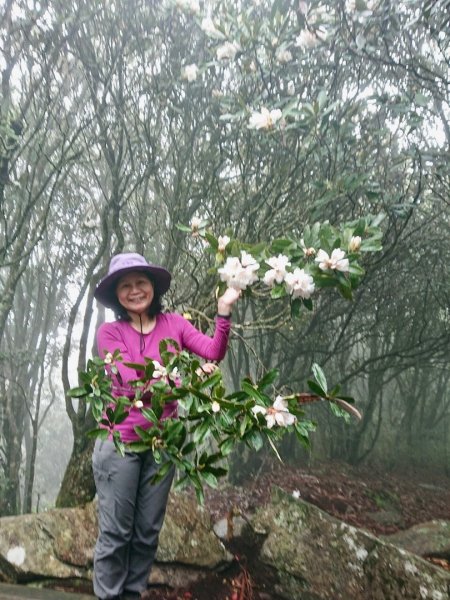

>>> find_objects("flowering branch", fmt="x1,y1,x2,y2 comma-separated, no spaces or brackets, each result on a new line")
69,343,359,504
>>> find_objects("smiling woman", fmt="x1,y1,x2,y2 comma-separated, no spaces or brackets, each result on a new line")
91,252,241,600
115,273,155,320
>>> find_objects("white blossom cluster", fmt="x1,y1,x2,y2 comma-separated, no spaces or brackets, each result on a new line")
218,251,260,290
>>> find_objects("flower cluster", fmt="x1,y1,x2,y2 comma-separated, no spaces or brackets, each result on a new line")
263,254,315,299
152,360,180,383
248,107,283,130
218,251,260,290
181,64,198,82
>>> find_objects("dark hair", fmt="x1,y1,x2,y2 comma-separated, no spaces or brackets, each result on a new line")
112,274,164,321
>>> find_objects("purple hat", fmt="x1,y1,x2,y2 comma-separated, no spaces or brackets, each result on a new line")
94,253,172,309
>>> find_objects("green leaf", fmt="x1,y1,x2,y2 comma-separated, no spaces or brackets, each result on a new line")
219,437,235,456
307,379,326,398
312,363,328,394
176,223,192,232
200,470,219,488
244,429,264,451
123,361,146,370
257,368,279,391
241,381,266,403
68,386,90,398
127,442,150,452
270,284,286,299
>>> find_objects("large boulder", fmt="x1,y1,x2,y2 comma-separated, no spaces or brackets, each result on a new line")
383,520,450,558
251,487,450,600
0,492,231,587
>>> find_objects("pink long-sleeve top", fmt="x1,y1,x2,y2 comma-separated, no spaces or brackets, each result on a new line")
96,313,231,442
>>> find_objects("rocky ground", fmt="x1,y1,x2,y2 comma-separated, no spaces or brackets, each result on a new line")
57,459,450,600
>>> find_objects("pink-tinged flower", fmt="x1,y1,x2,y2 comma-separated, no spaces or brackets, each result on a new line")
175,0,200,14
284,268,315,299
295,29,320,49
300,239,316,257
168,367,180,382
216,41,241,61
211,401,221,413
104,352,114,365
181,64,198,82
240,250,258,268
218,235,230,252
315,248,349,273
263,254,291,287
348,235,361,252
151,361,168,379
251,396,297,428
201,17,224,39
287,80,295,96
248,107,283,130
276,48,292,63
218,252,259,290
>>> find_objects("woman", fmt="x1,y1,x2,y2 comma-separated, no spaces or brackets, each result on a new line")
92,252,239,600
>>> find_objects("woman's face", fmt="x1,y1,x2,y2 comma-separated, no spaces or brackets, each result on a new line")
116,271,154,315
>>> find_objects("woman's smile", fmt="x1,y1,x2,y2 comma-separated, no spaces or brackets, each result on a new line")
116,272,154,314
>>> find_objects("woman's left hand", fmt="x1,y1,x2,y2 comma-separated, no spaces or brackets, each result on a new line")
217,287,241,316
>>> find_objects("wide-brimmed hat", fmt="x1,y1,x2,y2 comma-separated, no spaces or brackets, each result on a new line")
94,253,172,309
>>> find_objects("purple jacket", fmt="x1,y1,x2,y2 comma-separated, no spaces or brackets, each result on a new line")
97,313,231,442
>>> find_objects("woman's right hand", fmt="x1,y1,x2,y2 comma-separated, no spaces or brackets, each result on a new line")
217,287,241,316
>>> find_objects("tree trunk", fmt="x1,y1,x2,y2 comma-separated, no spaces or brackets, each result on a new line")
56,435,96,508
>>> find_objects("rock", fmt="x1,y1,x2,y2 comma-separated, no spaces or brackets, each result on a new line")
213,516,247,540
0,508,94,582
0,492,231,586
251,487,450,600
383,520,450,558
157,493,232,567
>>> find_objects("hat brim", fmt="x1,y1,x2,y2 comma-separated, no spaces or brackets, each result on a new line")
94,265,171,309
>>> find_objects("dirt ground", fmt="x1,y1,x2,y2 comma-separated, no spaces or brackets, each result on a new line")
54,459,450,600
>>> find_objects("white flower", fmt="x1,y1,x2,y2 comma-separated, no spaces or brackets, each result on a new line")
248,107,283,130
211,400,221,413
240,250,258,268
348,235,361,252
263,254,291,287
176,0,200,15
168,367,180,382
218,253,260,290
345,0,356,11
212,88,223,98
287,80,295,96
292,489,301,499
217,235,230,252
315,248,349,273
104,352,114,365
284,268,315,299
276,48,292,63
251,405,267,416
152,361,168,379
216,41,241,61
252,396,296,429
295,29,320,49
201,17,224,39
6,546,25,566
133,399,144,409
181,64,198,82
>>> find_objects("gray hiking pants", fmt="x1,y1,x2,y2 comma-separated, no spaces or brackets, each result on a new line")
92,439,174,600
